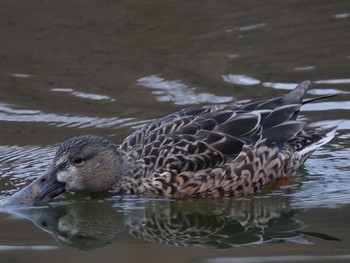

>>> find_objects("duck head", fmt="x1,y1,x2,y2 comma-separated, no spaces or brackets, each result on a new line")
3,135,125,206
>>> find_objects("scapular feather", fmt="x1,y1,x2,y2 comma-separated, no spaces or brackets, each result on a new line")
261,104,301,128
262,121,306,144
215,113,260,137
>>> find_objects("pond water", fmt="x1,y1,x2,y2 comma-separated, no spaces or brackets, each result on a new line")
0,0,350,262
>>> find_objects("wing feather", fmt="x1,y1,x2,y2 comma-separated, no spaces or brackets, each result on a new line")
120,81,315,176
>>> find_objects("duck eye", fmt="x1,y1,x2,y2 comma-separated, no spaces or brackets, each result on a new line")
73,156,84,164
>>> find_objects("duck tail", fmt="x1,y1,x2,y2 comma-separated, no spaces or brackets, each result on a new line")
281,80,310,105
302,94,337,105
282,80,337,106
281,126,337,175
296,126,337,157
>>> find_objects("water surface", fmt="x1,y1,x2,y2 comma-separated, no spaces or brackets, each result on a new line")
0,0,349,262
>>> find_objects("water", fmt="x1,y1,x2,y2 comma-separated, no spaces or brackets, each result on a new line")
0,0,350,262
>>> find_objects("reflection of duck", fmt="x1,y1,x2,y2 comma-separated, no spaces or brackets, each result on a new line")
125,197,300,248
7,196,339,250
10,200,125,250
4,81,336,205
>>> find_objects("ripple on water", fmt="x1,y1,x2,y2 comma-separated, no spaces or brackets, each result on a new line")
293,66,315,71
308,88,350,95
11,73,32,78
262,82,297,90
333,13,350,19
222,74,261,85
0,145,55,197
0,102,148,129
314,79,350,84
309,120,350,131
301,101,350,111
138,75,233,105
290,147,350,209
51,88,115,101
238,22,267,31
0,245,59,251
261,79,350,92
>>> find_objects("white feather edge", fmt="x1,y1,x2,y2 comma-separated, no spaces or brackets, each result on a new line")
297,127,337,157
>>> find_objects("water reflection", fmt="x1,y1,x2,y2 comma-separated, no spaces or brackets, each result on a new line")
2,196,340,251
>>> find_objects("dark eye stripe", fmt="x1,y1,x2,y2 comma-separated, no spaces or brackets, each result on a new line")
73,157,84,164
71,154,94,165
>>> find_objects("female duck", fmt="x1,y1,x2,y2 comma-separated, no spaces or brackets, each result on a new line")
4,81,336,205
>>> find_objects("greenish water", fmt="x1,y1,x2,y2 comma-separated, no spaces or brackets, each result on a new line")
0,0,349,262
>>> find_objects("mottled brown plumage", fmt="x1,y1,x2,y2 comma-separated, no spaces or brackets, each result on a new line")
3,81,336,205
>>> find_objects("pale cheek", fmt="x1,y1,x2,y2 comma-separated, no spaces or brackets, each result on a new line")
56,166,76,182
56,166,84,191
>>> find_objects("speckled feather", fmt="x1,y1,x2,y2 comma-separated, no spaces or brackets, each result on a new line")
111,81,336,197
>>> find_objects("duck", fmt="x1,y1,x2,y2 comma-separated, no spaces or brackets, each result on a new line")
4,80,336,206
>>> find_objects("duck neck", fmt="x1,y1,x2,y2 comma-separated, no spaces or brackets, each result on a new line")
111,148,151,195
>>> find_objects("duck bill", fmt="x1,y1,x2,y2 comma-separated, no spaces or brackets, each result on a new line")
3,167,66,206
